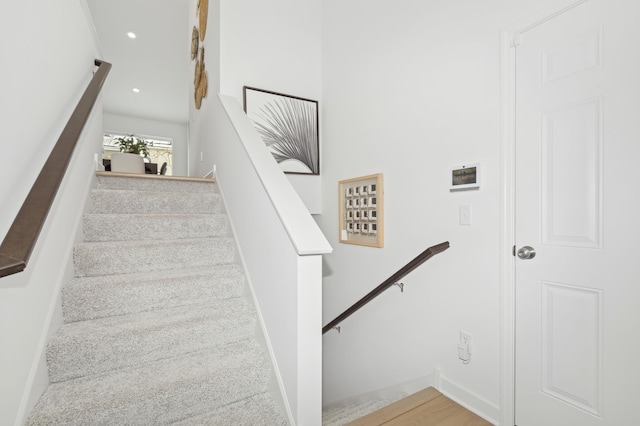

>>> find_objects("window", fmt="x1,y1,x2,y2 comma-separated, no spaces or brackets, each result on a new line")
103,132,173,175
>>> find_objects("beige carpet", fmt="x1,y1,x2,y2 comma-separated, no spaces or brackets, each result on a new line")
27,175,287,425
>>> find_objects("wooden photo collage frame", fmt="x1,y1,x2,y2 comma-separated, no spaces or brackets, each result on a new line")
338,173,384,247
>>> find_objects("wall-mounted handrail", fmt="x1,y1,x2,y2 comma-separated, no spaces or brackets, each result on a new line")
322,241,450,334
0,60,111,279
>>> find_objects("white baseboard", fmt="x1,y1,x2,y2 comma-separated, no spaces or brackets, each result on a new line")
434,367,501,425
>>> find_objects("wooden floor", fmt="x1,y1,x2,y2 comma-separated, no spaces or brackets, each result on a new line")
347,387,492,426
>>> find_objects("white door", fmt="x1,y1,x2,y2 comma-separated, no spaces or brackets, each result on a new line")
514,0,640,424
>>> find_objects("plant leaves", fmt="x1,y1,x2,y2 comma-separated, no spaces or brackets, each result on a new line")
253,97,318,174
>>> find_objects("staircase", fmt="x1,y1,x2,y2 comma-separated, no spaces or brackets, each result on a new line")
27,174,287,425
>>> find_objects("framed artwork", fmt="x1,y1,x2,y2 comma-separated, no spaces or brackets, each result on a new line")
243,86,319,175
339,173,384,247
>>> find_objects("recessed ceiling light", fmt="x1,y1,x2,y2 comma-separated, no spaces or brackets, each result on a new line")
127,32,136,39
132,88,140,93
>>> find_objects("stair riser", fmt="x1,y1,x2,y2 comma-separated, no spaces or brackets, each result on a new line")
47,301,256,383
83,214,228,242
28,342,271,425
62,267,244,323
95,175,216,193
89,190,222,215
74,238,236,277
172,393,287,425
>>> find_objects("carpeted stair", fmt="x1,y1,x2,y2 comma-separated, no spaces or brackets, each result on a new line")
321,392,408,426
27,174,287,425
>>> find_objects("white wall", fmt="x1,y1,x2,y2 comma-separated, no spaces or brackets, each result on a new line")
212,95,331,423
0,1,102,424
319,0,547,417
0,0,97,246
103,113,189,176
218,0,323,213
188,0,330,417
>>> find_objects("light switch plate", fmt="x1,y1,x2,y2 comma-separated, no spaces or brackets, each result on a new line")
459,205,471,225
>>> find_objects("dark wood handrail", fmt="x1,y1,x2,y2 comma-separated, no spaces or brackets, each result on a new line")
0,60,111,279
322,241,450,334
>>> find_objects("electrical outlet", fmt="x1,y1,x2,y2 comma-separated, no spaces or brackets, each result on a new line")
458,331,472,364
460,331,472,347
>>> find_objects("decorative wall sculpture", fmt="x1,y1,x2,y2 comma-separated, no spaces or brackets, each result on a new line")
194,47,207,109
192,0,209,110
199,0,208,41
191,26,199,60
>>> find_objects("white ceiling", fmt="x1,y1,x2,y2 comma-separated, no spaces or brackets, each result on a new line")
87,0,189,123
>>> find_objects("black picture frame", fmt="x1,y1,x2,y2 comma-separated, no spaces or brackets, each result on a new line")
243,86,319,175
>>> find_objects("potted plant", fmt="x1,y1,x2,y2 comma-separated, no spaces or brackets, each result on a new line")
114,135,150,158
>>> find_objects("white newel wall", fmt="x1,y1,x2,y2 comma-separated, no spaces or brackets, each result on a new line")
189,2,330,421
0,1,103,424
211,94,331,424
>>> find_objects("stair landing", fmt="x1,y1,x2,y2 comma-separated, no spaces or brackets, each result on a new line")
348,387,492,426
96,171,215,183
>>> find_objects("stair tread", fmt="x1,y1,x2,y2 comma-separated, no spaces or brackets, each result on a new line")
91,188,219,196
48,298,256,382
66,263,242,287
28,341,271,425
75,236,234,247
89,189,221,215
84,212,221,218
173,392,287,426
74,237,236,277
83,213,228,242
322,392,409,426
95,173,216,193
63,265,244,322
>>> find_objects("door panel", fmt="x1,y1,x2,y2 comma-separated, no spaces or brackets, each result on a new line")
514,0,640,424
541,97,602,248
540,281,602,415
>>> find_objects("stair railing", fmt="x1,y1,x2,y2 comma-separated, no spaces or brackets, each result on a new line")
0,59,111,279
322,241,450,334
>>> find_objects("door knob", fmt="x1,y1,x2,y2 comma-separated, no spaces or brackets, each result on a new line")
517,246,536,260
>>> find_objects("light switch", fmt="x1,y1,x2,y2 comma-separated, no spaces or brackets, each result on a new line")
459,205,471,225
